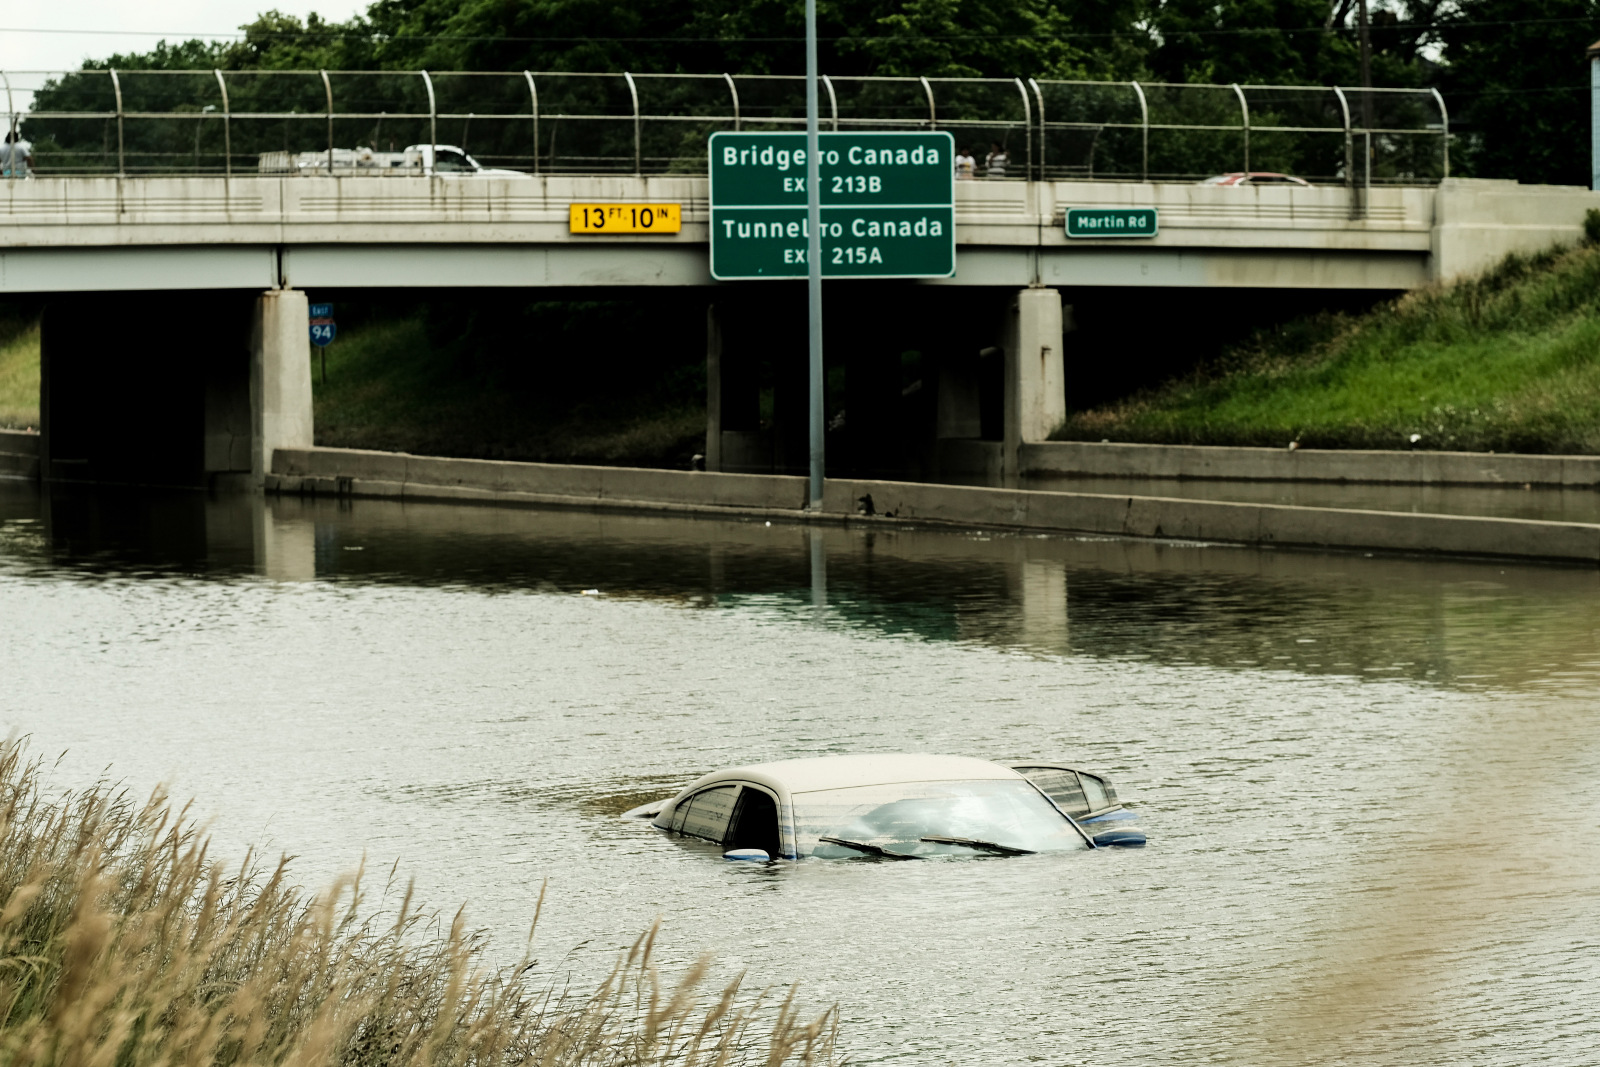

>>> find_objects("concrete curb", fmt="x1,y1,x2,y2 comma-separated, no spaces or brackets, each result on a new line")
272,446,1600,565
1023,440,1600,486
0,429,40,481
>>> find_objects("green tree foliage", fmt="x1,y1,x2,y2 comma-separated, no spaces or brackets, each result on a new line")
1438,0,1600,186
21,0,1596,183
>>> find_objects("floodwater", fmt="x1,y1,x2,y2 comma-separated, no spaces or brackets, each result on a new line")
1025,472,1600,524
3,480,1599,1066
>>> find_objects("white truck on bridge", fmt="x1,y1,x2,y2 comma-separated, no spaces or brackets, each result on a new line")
258,144,526,178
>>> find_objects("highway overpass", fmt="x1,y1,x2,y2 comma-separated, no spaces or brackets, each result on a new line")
3,64,1596,492
1,174,1594,293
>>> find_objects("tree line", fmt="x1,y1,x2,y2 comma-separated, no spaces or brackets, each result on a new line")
22,0,1600,185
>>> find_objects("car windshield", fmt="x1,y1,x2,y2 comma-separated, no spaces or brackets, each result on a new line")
792,779,1085,858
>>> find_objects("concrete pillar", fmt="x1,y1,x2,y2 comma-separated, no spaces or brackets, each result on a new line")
705,303,722,472
250,289,314,486
204,343,252,483
1002,287,1065,484
712,300,770,474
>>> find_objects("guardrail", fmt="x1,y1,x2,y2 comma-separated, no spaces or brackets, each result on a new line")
1,69,1448,186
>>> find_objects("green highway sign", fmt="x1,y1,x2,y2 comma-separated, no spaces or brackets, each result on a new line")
1065,207,1158,239
709,131,955,280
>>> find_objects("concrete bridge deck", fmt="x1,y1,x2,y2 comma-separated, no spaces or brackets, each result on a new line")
3,175,1593,292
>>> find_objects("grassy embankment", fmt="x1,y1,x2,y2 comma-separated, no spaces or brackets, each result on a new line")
0,741,839,1067
1055,234,1600,454
0,312,40,430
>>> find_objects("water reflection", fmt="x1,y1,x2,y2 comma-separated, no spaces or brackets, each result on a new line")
2,479,1598,1066
5,480,1600,693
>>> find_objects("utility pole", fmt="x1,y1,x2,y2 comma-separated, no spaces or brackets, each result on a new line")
804,0,825,511
1356,0,1375,207
1589,38,1600,191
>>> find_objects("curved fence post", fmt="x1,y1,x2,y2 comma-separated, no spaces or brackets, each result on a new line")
1230,82,1249,174
1010,78,1031,180
2,71,14,181
320,69,334,174
623,71,641,174
722,72,741,131
1332,85,1359,217
420,70,436,175
1028,78,1045,181
821,75,838,131
919,76,936,128
1430,86,1450,180
110,68,125,177
214,69,232,178
523,71,538,174
1130,81,1148,182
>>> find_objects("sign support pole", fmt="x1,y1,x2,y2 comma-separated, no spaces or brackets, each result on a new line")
804,0,824,511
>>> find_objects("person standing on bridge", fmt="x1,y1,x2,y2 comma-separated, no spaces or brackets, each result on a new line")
1,129,32,178
955,146,976,180
985,142,1008,179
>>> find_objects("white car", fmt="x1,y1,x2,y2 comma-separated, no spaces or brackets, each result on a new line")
257,143,528,178
625,753,1144,861
1199,171,1312,187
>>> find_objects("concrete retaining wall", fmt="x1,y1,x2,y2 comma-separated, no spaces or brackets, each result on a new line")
271,447,809,512
272,446,1600,564
827,477,1600,563
1022,440,1600,486
0,429,39,480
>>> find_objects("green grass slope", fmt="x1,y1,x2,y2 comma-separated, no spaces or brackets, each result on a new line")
0,313,40,430
1055,241,1600,454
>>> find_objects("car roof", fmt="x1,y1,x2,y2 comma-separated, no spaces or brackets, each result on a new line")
701,753,1024,795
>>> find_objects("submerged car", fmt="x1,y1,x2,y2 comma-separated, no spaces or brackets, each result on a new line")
624,754,1145,861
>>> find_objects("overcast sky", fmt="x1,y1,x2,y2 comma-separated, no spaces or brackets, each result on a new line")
4,0,367,107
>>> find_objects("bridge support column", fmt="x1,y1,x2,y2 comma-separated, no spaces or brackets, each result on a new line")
704,304,722,472
1002,287,1066,485
249,289,314,487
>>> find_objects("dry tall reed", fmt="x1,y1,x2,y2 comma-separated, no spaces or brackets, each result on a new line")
0,742,840,1067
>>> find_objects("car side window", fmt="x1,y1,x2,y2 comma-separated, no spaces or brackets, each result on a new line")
670,784,740,843
1079,773,1113,812
1014,766,1089,816
725,785,782,856
435,149,469,172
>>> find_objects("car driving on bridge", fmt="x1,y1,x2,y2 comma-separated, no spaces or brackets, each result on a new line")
623,753,1144,861
258,143,528,178
1200,171,1313,187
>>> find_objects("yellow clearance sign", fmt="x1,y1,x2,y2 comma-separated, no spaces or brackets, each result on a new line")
569,203,682,234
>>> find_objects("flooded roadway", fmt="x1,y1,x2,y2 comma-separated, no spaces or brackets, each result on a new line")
2,480,1598,1066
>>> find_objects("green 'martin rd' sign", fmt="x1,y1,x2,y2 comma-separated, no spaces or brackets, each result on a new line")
709,131,955,280
1065,207,1158,239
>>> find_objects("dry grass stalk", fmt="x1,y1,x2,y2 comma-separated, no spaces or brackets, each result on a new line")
0,742,842,1067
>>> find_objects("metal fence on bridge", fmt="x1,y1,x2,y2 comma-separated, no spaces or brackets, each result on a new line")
2,68,1448,186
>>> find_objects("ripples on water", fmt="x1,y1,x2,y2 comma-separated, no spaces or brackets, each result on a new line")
2,481,1598,1065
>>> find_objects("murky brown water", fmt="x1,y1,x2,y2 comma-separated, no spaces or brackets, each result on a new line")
3,480,1598,1065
